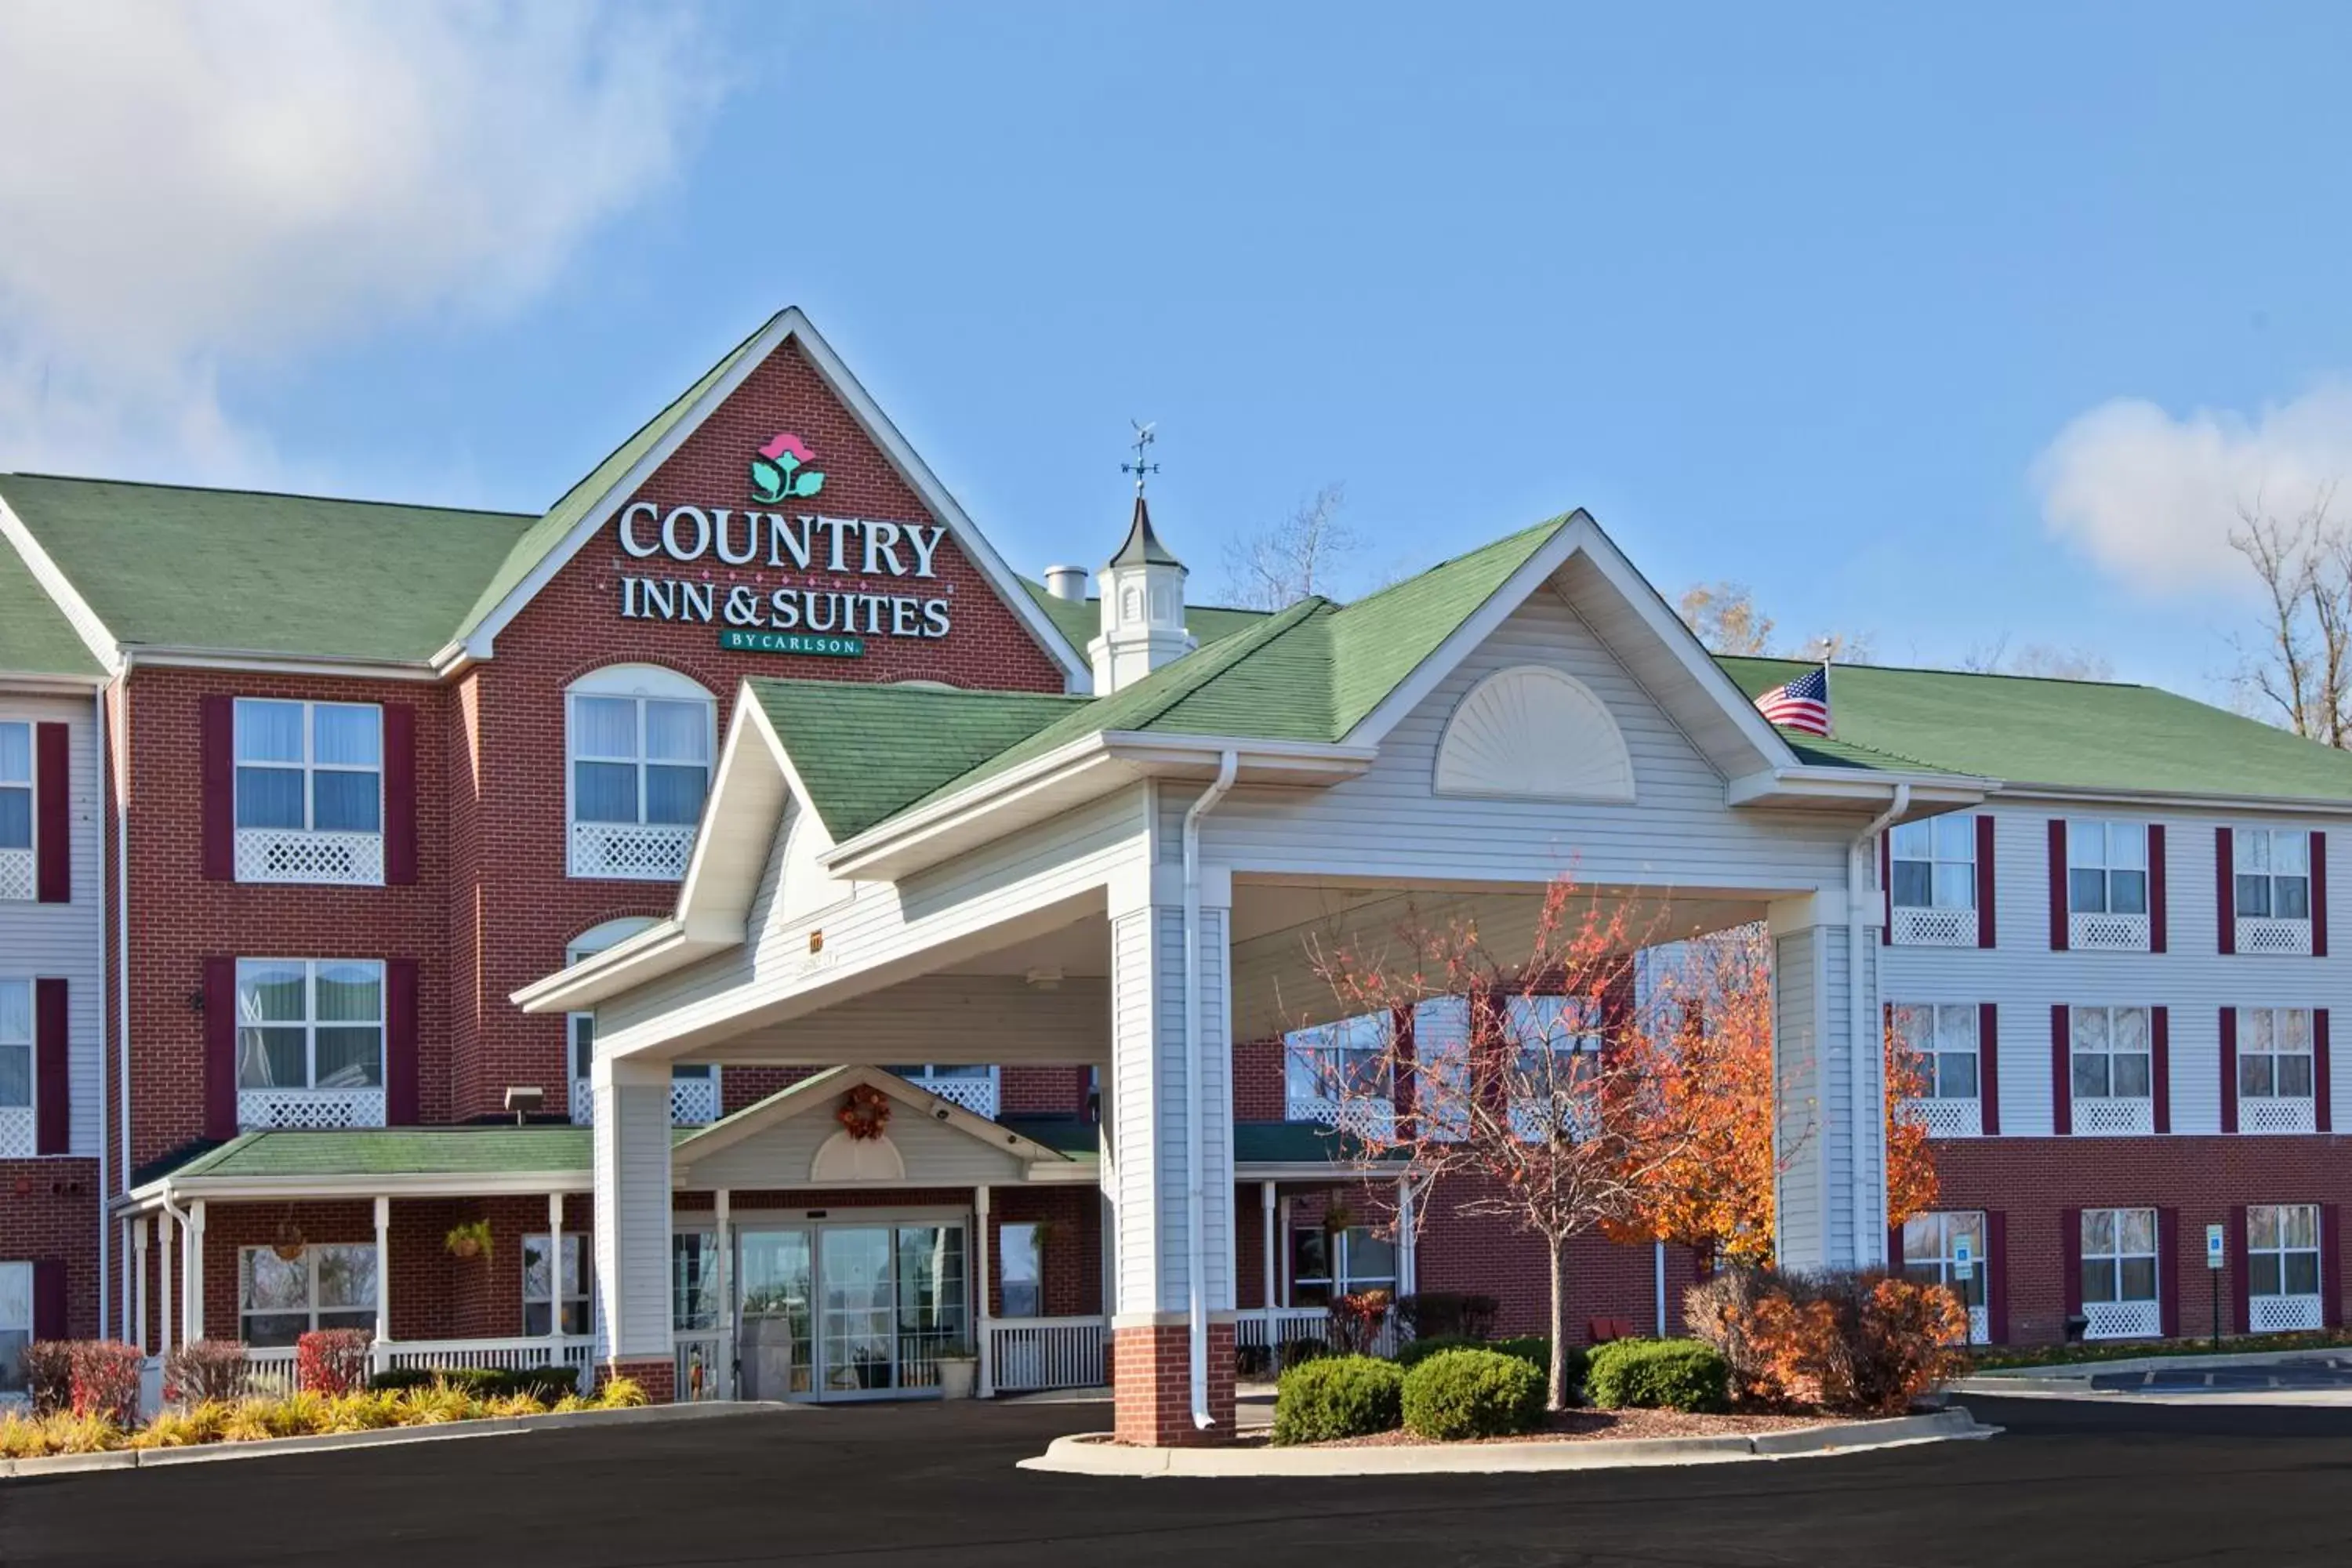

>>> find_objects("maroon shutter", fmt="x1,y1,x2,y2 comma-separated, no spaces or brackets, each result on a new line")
386,958,419,1125
31,1259,67,1341
1879,833,1891,946
1974,816,1997,947
2158,1207,2181,1338
2325,1203,2344,1330
1888,1225,1904,1272
2050,1005,2072,1136
1978,1003,2001,1135
34,978,67,1155
2230,1205,2251,1338
2219,1008,2239,1134
2151,1006,2171,1134
2216,827,2236,954
2147,823,2167,953
2316,1009,2333,1134
383,703,417,885
1985,1211,2009,1344
201,695,235,880
34,721,68,902
2048,819,2069,950
203,956,237,1139
2060,1207,2083,1320
2314,831,2329,957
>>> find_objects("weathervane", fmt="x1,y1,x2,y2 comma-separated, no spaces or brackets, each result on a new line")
1120,419,1160,495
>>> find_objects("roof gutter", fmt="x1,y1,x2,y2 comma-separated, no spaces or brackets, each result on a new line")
1182,750,1238,1432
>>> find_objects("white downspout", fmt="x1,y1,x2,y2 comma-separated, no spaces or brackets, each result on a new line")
92,684,109,1338
113,669,134,1329
1181,750,1238,1431
1850,782,1910,1266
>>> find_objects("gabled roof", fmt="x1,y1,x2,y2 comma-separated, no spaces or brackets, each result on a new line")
0,523,103,677
1719,656,2352,802
671,1064,1070,1170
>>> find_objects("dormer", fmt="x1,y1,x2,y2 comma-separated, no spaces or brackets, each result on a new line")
1087,495,1195,692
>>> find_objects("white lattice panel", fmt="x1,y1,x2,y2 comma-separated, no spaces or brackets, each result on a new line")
909,1075,997,1119
568,821,695,880
2071,911,2150,951
2249,1294,2323,1333
0,1106,34,1157
670,1075,720,1125
1289,1096,1396,1140
1892,906,1976,946
238,1087,387,1130
1901,1098,1983,1138
2084,1299,2161,1340
2074,1097,2153,1136
234,828,383,885
570,1078,594,1125
2238,916,2314,956
0,848,31,902
2243,1097,2316,1134
1967,1305,1990,1344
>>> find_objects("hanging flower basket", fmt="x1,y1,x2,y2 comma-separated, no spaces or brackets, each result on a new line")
837,1084,892,1142
445,1220,493,1261
270,1216,307,1262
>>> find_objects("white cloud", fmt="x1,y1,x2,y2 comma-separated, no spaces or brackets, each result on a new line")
2034,384,2352,596
0,0,725,481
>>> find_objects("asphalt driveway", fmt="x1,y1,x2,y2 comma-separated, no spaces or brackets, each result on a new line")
5,1393,2351,1567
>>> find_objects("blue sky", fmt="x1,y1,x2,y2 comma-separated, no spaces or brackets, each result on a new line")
7,2,2352,700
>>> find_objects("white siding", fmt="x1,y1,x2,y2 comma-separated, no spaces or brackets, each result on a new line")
0,690,103,1158
681,1108,1026,1190
591,1066,674,1360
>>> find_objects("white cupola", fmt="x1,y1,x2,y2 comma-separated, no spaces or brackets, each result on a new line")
1088,495,1194,693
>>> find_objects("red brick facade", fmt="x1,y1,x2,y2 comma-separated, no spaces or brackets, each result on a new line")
1112,1321,1238,1446
1,1160,101,1340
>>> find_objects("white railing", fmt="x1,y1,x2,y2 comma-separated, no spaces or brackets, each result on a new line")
239,1087,387,1131
2084,1299,2161,1341
2243,1097,2317,1134
1900,1098,1983,1138
1233,1305,1399,1360
674,1330,728,1400
2250,1294,2324,1333
671,1075,720,1125
2071,911,2150,951
0,846,31,901
234,827,384,886
1891,906,1976,946
1287,1097,1396,1139
988,1316,1107,1392
377,1336,595,1389
569,821,695,880
241,1347,300,1399
907,1074,997,1120
0,1105,33,1158
2238,916,2314,956
2072,1097,2153,1136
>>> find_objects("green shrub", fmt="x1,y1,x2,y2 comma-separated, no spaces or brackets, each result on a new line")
1393,1334,1484,1370
368,1366,578,1403
1269,1355,1403,1445
1490,1336,1586,1392
1400,1348,1546,1439
1585,1338,1730,1414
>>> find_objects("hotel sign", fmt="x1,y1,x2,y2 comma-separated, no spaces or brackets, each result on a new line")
615,433,951,652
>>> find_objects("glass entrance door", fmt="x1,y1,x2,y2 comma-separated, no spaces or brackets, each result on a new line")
742,1220,967,1400
736,1229,812,1400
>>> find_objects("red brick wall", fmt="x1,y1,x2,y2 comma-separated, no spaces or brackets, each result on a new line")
194,1200,456,1344
986,1185,1101,1317
1233,1036,1285,1121
1,1160,101,1339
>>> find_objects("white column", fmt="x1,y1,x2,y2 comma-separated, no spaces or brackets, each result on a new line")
713,1189,733,1399
1769,891,1883,1269
591,1054,676,1371
1276,1196,1293,1307
546,1191,566,1345
1258,1180,1277,1341
157,1209,174,1359
1396,1178,1417,1298
372,1196,392,1364
131,1220,151,1356
186,1200,206,1341
974,1185,993,1398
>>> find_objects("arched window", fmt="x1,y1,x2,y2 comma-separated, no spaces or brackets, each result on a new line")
565,665,715,880
565,917,716,1125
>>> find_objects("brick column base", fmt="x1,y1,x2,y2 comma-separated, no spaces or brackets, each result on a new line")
600,1357,676,1403
1112,1322,1236,1446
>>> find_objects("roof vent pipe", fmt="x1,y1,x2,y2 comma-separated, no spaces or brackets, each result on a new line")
1044,564,1088,601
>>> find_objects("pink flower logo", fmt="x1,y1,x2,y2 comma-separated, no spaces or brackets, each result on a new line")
751,433,824,503
760,432,814,463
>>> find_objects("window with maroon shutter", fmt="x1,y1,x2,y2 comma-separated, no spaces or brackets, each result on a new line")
200,695,234,880
2216,826,2235,953
2151,1006,2171,1134
387,959,419,1125
1975,815,1997,947
203,956,237,1139
1896,1210,1989,1344
2245,1203,2325,1332
2234,826,2317,956
1985,1211,2009,1344
2147,823,2167,953
2047,819,2068,950
2317,1009,2333,1133
384,703,417,884
34,722,67,902
0,980,31,1152
0,721,32,899
34,978,67,1156
1978,1003,2000,1135
2079,1207,2161,1340
2220,1008,2239,1134
227,699,386,885
31,1258,67,1344
2234,1007,2318,1134
2061,819,2154,951
1886,816,1979,946
2049,1005,2072,1136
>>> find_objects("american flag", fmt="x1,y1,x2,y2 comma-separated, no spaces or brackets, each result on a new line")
1755,665,1831,736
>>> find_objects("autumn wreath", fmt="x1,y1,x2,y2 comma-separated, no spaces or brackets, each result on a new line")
837,1083,892,1141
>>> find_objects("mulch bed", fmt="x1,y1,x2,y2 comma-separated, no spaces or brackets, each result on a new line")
1267,1408,1847,1448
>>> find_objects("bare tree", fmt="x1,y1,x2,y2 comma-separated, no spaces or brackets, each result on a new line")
2230,485,2350,746
1787,630,1874,666
1223,483,1355,610
1678,581,1873,665
1958,637,2115,681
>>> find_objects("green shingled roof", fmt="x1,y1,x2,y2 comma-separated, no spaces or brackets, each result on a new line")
0,474,535,662
0,531,103,677
1017,579,1269,654
157,1126,634,1183
1720,656,2352,800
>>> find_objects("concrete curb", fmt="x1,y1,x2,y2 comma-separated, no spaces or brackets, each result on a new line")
1016,1406,1994,1477
0,1399,789,1480
1962,1347,2352,1381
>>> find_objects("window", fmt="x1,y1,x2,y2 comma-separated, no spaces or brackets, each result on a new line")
2238,829,2312,921
0,722,28,851
234,700,381,835
522,1234,589,1336
1889,816,1975,909
1284,1014,1392,1109
2248,1204,2321,1300
1900,1210,1987,1314
0,981,27,1112
1893,1004,1980,1100
2080,1208,2158,1308
673,1231,720,1332
235,960,383,1092
239,1244,376,1347
566,670,714,880
1000,1222,1044,1318
0,1261,29,1398
2069,1006,2151,1101
2238,1008,2314,1101
2067,820,2147,915
1289,1225,1399,1308
1506,995,1601,1087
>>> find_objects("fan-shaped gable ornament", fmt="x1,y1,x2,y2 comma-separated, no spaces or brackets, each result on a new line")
1432,665,1635,803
